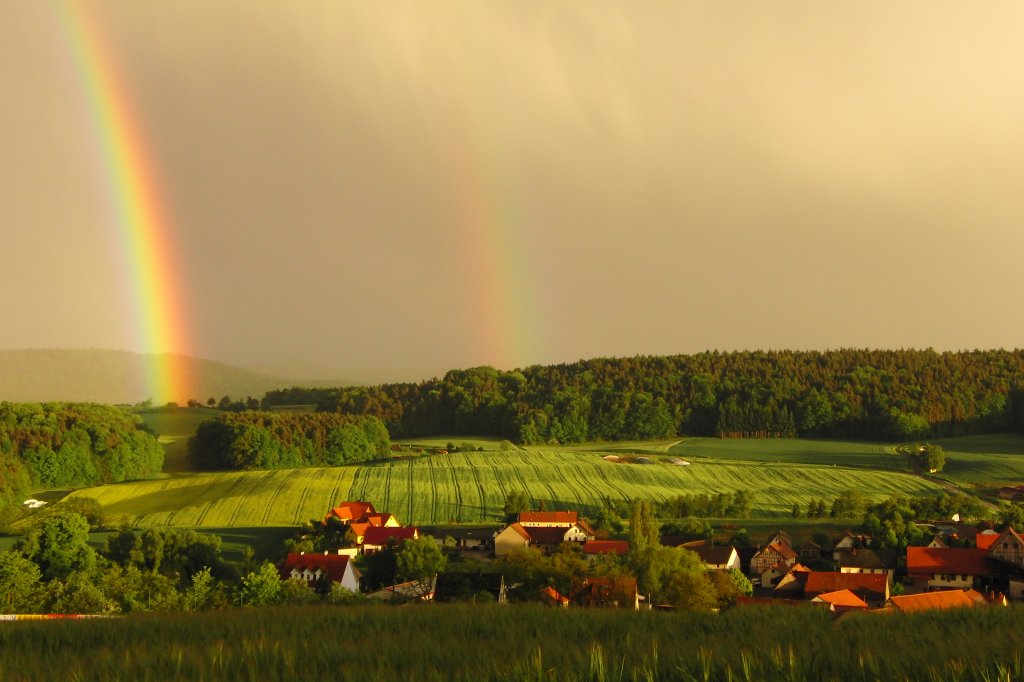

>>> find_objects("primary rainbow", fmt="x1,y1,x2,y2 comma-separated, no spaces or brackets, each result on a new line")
56,0,192,403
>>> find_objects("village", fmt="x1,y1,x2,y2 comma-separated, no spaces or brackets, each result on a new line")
277,498,1024,615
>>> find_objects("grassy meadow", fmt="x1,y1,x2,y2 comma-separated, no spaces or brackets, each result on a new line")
66,448,944,527
137,407,222,473
2,603,1024,681
44,407,1024,534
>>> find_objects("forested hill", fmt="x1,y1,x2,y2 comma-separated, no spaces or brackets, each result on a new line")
263,349,1024,444
0,402,163,510
0,349,343,405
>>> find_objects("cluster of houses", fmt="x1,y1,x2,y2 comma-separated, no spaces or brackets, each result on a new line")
278,500,1024,613
734,524,1024,614
278,501,420,593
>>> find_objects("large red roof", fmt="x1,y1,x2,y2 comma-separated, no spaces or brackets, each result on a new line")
804,572,888,598
519,511,578,524
280,553,354,583
326,501,376,522
906,547,990,576
813,589,868,609
363,526,418,546
582,540,630,555
887,589,984,612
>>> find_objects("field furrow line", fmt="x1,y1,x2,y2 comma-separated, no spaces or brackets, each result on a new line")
381,463,393,511
425,458,438,524
405,461,416,524
445,453,463,521
261,469,303,526
548,460,586,510
327,466,350,509
291,466,328,524
223,470,275,528
193,473,248,527
581,462,628,503
464,454,488,519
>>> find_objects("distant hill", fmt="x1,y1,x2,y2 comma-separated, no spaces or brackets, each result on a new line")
0,349,349,405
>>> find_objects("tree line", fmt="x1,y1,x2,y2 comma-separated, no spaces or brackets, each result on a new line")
262,349,1024,444
188,412,390,470
0,402,163,511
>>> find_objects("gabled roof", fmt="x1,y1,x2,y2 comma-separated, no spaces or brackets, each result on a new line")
691,545,738,566
326,501,376,522
540,586,570,605
497,523,532,542
906,547,990,576
756,541,797,561
812,589,868,609
582,540,630,555
804,572,888,598
887,589,985,613
987,526,1024,552
365,512,397,528
836,549,896,570
976,531,1000,551
526,526,572,546
363,526,418,546
280,553,355,583
518,511,578,525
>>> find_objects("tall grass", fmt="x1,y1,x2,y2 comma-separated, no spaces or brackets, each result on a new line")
0,604,1022,680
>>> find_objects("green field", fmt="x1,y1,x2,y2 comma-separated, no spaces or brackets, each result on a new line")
137,407,222,473
66,448,944,527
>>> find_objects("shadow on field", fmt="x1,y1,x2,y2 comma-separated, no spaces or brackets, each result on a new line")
202,526,296,563
99,477,252,519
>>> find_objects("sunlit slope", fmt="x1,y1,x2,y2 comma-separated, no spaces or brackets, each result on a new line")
68,450,943,527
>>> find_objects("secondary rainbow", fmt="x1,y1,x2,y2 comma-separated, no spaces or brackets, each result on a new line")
55,0,192,403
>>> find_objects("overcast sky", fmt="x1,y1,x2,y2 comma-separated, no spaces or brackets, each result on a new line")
3,1,1023,382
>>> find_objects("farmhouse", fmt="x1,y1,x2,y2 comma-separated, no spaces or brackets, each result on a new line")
279,552,360,592
749,540,797,582
886,589,990,613
803,571,889,607
690,545,741,572
493,512,596,556
905,547,990,591
362,527,419,554
811,589,869,614
325,501,376,523
836,549,897,584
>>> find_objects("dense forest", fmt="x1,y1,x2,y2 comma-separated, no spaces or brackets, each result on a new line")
188,412,390,470
263,349,1024,444
0,402,163,509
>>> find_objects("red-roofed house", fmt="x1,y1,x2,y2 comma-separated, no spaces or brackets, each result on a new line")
365,512,401,528
325,501,376,523
362,527,419,554
540,586,570,607
279,553,360,592
811,589,869,614
493,523,533,556
750,541,797,585
493,522,593,556
906,547,990,591
582,540,630,557
804,571,889,607
976,531,1000,551
690,545,741,571
986,527,1024,567
518,511,579,527
886,589,987,613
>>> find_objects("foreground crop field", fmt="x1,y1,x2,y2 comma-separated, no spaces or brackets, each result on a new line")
68,448,944,527
2,604,1024,682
